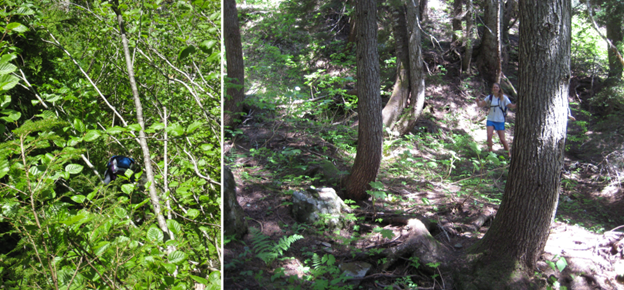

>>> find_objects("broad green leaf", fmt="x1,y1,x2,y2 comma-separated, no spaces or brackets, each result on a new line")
190,275,209,285
0,54,16,64
186,120,203,134
167,250,187,264
166,219,181,236
208,271,221,286
5,22,27,33
0,74,19,91
201,144,214,151
0,62,17,75
121,184,135,195
114,207,127,219
1,109,20,122
166,123,185,137
147,227,163,243
15,7,36,15
0,158,8,178
186,208,200,219
556,257,568,272
124,169,134,178
162,262,176,274
95,242,110,257
84,130,101,142
65,164,84,174
106,126,126,134
0,95,10,108
199,40,217,53
128,123,142,131
149,122,165,130
74,118,86,133
179,45,197,60
71,195,86,203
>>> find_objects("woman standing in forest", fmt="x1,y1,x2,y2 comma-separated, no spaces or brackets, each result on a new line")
477,83,516,157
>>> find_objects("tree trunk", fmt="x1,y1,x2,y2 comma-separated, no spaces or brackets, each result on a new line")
391,0,426,135
224,167,248,239
110,1,170,239
419,0,429,23
502,0,518,44
462,0,474,72
452,0,463,43
345,0,382,201
472,0,571,273
476,0,502,85
224,0,245,128
381,3,410,128
606,4,624,80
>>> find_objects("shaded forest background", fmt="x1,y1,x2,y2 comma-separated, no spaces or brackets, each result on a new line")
224,0,624,289
0,0,221,289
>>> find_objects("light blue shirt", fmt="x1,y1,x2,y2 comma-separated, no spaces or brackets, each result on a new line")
484,95,511,123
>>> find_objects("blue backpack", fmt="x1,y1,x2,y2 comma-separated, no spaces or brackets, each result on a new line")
108,155,135,174
486,95,508,121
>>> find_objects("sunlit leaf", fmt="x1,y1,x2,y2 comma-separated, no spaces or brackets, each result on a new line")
5,22,27,33
0,158,9,178
186,120,203,134
65,164,84,174
74,118,86,133
114,207,127,219
166,219,181,237
167,250,187,264
84,130,101,142
147,227,163,243
106,126,126,134
121,184,135,195
190,275,209,285
186,208,200,219
199,40,217,53
71,195,86,203
0,62,17,75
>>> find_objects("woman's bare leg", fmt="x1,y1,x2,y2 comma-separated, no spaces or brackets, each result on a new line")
486,126,494,151
497,130,511,157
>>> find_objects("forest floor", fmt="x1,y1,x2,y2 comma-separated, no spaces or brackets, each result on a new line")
224,1,624,289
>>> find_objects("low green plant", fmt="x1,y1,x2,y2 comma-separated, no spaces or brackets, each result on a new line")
250,227,303,265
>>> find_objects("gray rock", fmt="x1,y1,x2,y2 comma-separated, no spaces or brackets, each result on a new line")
340,261,372,286
291,187,349,229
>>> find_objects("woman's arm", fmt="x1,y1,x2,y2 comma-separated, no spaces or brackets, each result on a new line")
477,97,486,107
507,103,517,109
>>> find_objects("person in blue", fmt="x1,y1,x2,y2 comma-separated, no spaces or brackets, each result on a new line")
477,83,516,157
103,155,135,184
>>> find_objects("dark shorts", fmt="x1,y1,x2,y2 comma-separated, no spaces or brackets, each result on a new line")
486,120,505,131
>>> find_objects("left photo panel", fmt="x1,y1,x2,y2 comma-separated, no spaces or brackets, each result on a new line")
0,1,222,289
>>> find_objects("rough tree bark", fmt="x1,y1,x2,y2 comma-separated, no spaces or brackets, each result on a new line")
390,0,426,135
476,0,503,85
224,0,245,128
345,0,382,201
467,0,571,287
110,0,170,238
381,3,410,128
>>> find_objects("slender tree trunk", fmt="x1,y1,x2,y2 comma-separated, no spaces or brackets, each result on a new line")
224,0,245,128
391,0,426,135
419,0,429,23
345,0,382,201
476,0,503,85
502,0,518,44
452,0,463,43
110,1,170,238
462,0,474,72
382,3,410,128
606,7,624,80
472,0,571,272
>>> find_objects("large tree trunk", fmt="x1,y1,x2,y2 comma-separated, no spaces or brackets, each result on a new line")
224,167,248,239
224,0,245,128
381,3,410,128
345,0,382,201
391,0,426,135
476,0,503,85
462,0,474,72
472,0,571,273
606,4,624,80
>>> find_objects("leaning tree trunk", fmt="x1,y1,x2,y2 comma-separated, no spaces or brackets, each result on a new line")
381,3,410,128
462,0,474,72
224,0,245,128
476,0,503,85
110,1,170,238
390,0,426,136
345,0,382,201
472,0,571,275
